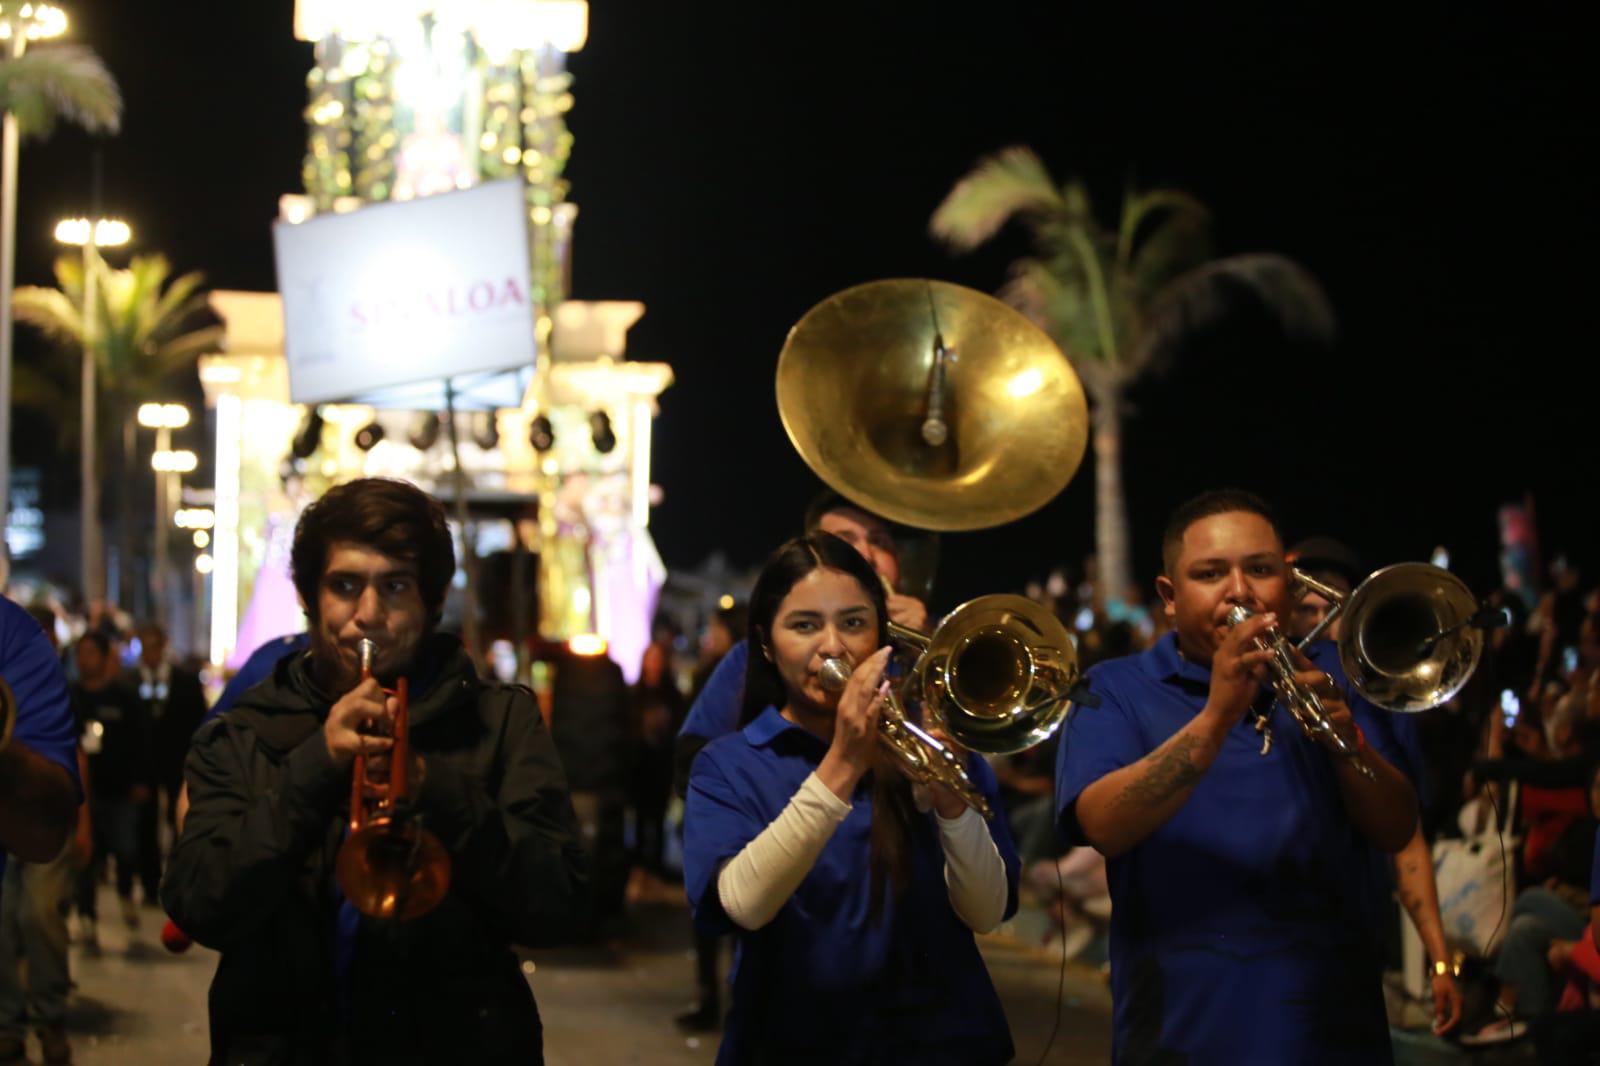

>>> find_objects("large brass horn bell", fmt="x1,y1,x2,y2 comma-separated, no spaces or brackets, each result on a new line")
777,279,1089,531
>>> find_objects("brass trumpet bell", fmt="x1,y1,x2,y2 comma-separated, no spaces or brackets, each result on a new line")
905,594,1078,755
1331,563,1484,713
335,817,452,921
776,279,1089,531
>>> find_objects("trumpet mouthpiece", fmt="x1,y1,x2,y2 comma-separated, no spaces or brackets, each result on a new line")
357,639,377,676
818,657,852,693
1224,605,1254,627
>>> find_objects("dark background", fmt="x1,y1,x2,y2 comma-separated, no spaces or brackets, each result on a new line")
12,2,1596,611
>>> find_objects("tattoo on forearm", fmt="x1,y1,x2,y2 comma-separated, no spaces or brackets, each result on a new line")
1119,734,1205,809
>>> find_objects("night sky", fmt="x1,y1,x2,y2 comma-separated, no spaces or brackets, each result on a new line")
11,3,1596,612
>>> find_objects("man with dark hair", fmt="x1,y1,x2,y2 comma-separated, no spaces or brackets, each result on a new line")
129,622,208,903
163,477,587,1063
1056,489,1420,1064
71,630,152,943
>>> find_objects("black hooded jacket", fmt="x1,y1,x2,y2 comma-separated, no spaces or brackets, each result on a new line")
161,634,588,1065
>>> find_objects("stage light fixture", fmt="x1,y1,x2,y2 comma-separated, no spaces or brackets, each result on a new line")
589,410,615,454
472,412,500,451
354,421,386,451
529,414,555,452
290,407,325,460
408,412,442,450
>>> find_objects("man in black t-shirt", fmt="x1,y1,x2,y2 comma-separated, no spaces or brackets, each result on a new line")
70,632,153,944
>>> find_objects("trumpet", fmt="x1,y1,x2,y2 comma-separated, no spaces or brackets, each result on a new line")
818,651,993,818
334,638,451,920
1226,561,1493,774
1225,604,1374,778
817,593,1077,819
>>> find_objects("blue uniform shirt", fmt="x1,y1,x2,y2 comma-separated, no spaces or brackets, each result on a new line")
685,706,1019,1065
679,637,748,742
208,633,310,721
1,596,84,879
1056,633,1410,1065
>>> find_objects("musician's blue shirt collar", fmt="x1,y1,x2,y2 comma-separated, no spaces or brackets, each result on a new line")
1146,631,1212,687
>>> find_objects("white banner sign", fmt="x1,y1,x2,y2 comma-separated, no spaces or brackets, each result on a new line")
273,179,537,406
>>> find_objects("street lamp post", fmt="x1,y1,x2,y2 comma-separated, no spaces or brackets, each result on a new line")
139,402,189,623
0,3,68,551
55,215,129,607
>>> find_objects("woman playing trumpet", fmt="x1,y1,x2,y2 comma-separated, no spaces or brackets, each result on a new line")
682,533,1019,1065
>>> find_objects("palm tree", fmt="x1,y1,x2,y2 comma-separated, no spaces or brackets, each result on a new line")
931,147,1335,609
12,253,223,605
0,38,122,562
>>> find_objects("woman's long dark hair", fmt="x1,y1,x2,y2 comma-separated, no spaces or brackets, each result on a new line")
740,532,917,918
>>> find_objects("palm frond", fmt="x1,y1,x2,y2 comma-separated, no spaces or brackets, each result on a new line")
930,146,1065,252
0,44,122,138
12,286,83,347
1128,253,1337,374
147,324,225,370
1000,258,1104,364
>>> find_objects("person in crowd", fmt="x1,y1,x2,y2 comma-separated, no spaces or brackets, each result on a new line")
684,533,1018,1064
671,491,932,1033
688,602,747,707
0,598,84,1066
161,477,588,1062
1056,490,1419,1064
630,636,686,887
70,630,152,944
1530,808,1600,1063
1287,536,1462,1035
1461,760,1600,1045
547,643,633,933
675,600,746,1031
128,622,208,906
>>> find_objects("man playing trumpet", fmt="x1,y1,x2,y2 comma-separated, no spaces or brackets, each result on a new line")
163,478,587,1064
1056,490,1419,1065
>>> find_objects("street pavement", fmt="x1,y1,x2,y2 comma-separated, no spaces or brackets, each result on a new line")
29,885,1113,1065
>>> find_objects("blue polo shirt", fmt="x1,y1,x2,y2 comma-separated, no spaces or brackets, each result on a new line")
1056,633,1409,1065
685,706,1019,1065
207,633,310,721
679,638,748,742
1,596,83,879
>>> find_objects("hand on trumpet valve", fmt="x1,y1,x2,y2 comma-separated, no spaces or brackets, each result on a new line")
1206,611,1276,726
324,677,395,769
816,647,893,800
913,725,971,819
1286,646,1358,753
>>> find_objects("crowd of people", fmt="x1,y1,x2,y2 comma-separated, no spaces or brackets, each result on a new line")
0,474,1596,1065
0,608,205,1065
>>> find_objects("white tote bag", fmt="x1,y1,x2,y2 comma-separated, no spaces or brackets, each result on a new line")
1432,783,1519,959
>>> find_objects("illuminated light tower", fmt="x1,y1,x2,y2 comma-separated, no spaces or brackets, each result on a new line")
200,3,670,681
0,1,69,553
139,401,191,621
55,215,130,605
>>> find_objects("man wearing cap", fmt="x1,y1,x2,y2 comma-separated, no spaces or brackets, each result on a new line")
1288,536,1461,1036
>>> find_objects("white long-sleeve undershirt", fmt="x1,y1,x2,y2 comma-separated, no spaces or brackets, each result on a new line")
715,772,1009,933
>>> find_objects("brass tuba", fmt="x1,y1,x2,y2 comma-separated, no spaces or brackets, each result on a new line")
778,279,1089,816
